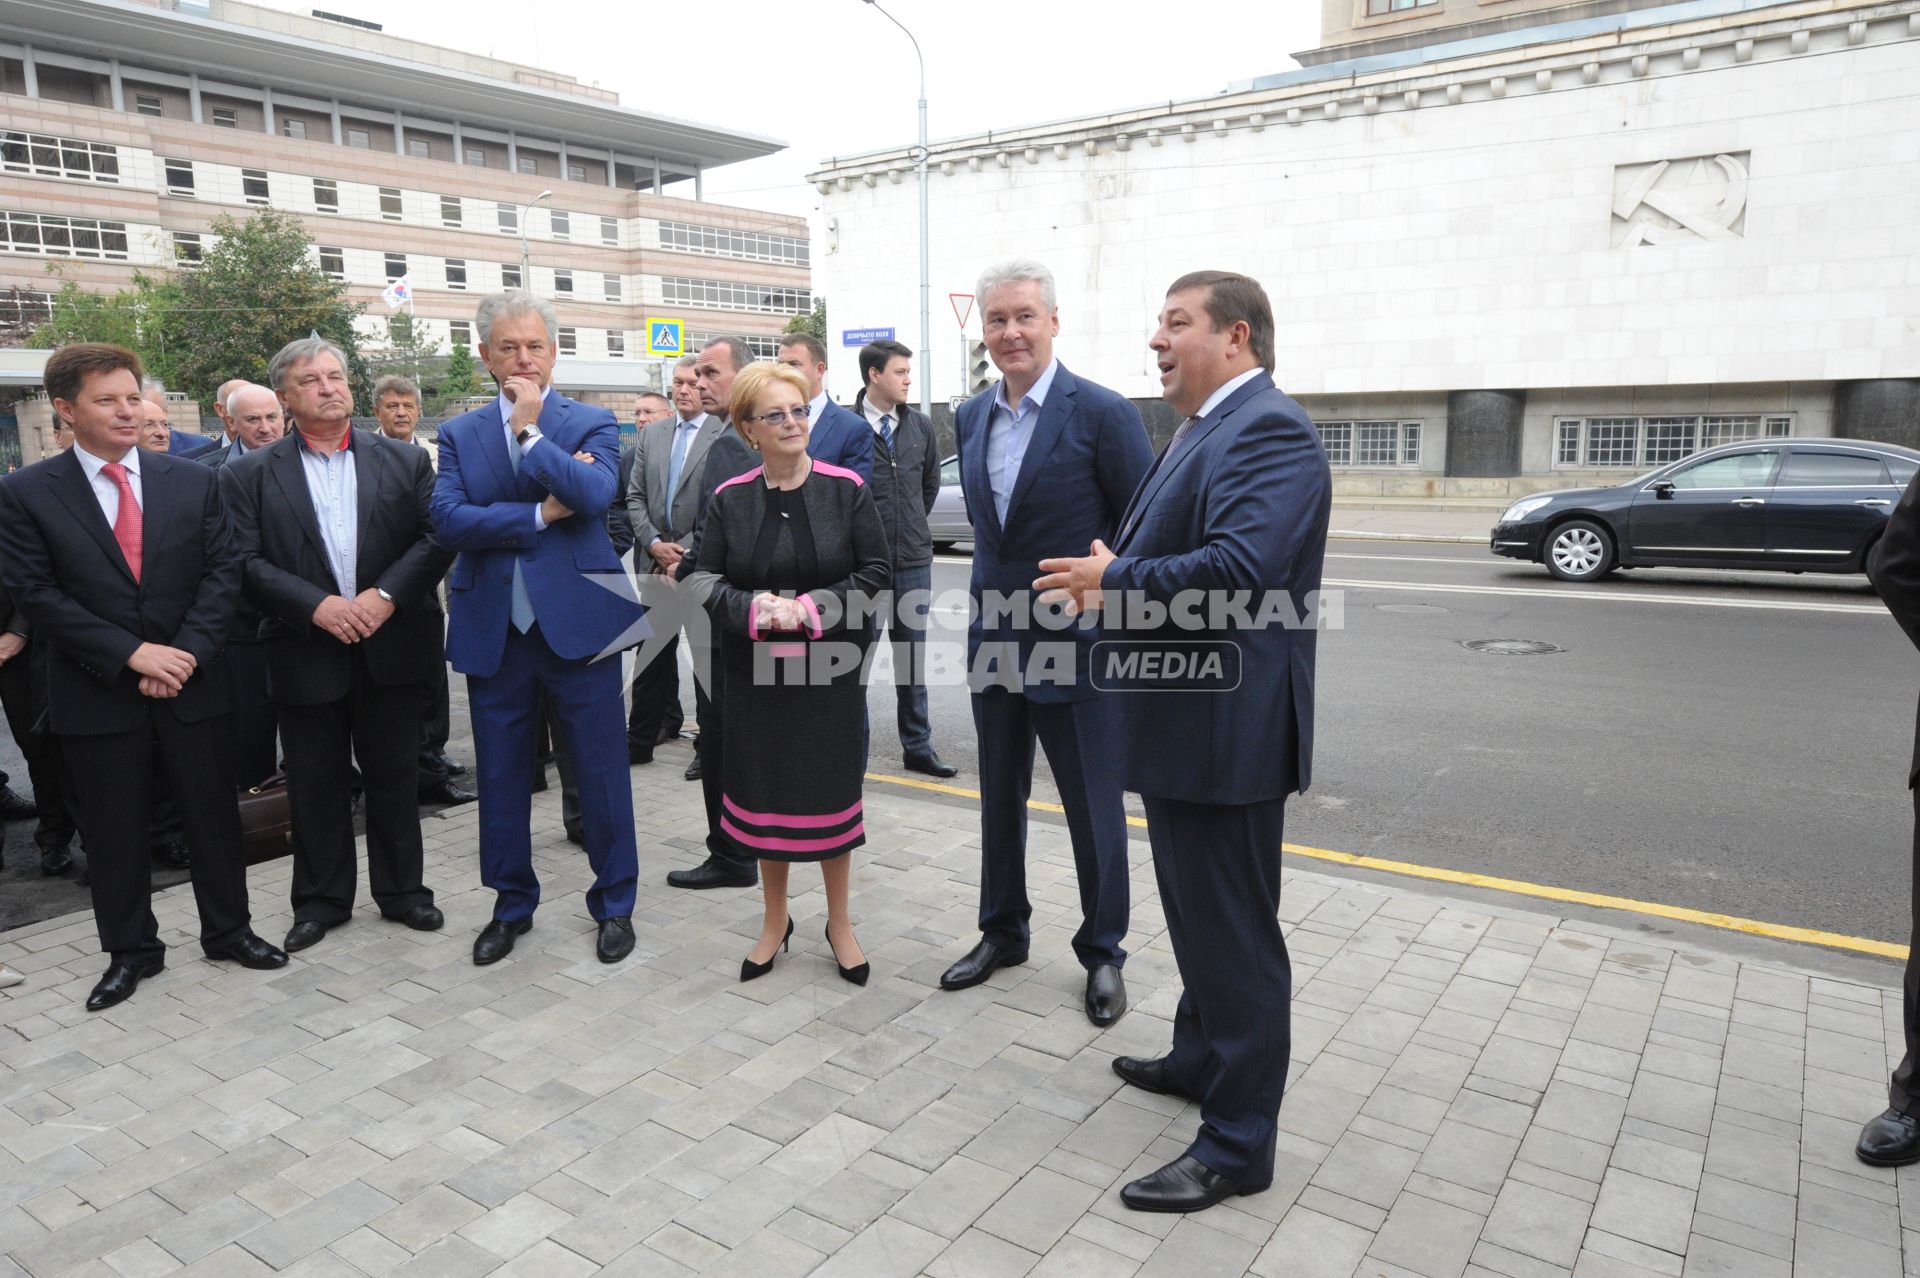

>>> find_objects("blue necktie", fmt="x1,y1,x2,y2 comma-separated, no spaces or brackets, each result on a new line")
508,432,536,633
666,419,696,506
879,413,894,454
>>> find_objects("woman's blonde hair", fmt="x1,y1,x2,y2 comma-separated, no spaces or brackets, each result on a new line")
727,361,812,444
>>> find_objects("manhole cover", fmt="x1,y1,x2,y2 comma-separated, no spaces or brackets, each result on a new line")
1460,639,1564,656
1376,603,1450,615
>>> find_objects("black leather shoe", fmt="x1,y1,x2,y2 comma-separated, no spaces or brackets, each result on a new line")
204,932,289,969
903,752,958,778
399,904,443,931
86,960,163,1011
1112,1055,1197,1100
1857,1108,1920,1166
283,920,328,952
596,917,635,964
422,779,478,806
684,754,704,781
151,840,190,870
1086,965,1127,1027
473,918,531,965
656,725,685,746
666,857,757,890
40,845,72,876
741,917,794,982
0,785,38,820
438,753,468,776
826,923,870,986
1120,1154,1268,1213
628,743,654,766
939,938,1029,991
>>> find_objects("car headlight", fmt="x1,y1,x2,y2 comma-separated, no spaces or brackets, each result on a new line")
1500,497,1553,524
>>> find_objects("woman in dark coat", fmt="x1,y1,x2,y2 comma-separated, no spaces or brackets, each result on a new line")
687,363,890,985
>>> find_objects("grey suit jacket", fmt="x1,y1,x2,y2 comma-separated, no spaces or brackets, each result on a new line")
625,413,725,557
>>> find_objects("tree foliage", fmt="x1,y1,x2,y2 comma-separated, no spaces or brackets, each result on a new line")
784,298,827,341
440,338,481,405
26,264,172,353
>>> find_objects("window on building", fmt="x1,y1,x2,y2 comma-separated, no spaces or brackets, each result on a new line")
567,162,586,182
501,263,522,289
1317,421,1422,468
465,148,486,167
658,220,809,266
281,118,307,140
553,268,573,295
517,156,538,175
163,157,195,196
318,245,345,280
440,195,461,227
606,331,625,358
1367,0,1439,12
550,210,570,240
661,276,812,314
379,186,402,220
312,177,338,212
1554,415,1795,468
600,215,618,246
172,231,203,265
497,202,517,233
687,332,783,360
444,258,467,290
603,273,621,302
347,128,371,149
408,138,431,159
242,168,270,205
449,319,472,348
135,94,162,117
0,211,132,260
557,327,577,355
0,289,56,330
212,107,238,128
1,132,122,184
385,252,407,281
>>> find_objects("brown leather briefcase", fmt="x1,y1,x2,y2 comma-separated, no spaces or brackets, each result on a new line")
239,772,293,864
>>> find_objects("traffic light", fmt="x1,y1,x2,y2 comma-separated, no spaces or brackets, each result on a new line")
968,341,994,394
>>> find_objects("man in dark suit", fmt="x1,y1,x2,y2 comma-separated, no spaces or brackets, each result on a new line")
0,576,75,875
432,291,648,965
626,359,723,769
939,259,1152,1027
0,343,288,1010
1857,473,1920,1166
777,333,873,482
223,338,453,954
1039,271,1330,1213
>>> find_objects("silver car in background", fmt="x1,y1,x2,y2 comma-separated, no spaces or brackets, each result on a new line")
929,454,972,551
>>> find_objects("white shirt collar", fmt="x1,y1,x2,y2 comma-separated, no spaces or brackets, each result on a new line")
676,410,707,431
1193,368,1264,422
807,390,830,422
495,385,554,426
75,442,139,481
992,357,1059,419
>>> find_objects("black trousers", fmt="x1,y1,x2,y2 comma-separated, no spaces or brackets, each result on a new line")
278,650,433,926
695,639,751,870
0,648,75,849
219,642,277,791
1143,791,1292,1184
629,571,688,751
1891,788,1920,1112
417,662,452,794
63,711,253,966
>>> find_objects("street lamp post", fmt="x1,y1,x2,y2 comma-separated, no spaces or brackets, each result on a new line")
518,188,553,293
862,0,931,422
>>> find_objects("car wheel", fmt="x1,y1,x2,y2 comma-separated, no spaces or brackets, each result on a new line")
1544,519,1616,582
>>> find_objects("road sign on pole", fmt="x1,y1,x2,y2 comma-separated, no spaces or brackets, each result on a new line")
644,318,685,358
949,293,974,329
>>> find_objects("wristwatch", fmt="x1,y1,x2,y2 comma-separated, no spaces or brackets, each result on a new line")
375,587,394,604
515,426,540,445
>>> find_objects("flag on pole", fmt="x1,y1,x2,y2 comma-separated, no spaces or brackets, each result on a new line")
381,274,413,311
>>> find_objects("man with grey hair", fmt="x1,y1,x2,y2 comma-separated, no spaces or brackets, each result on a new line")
211,377,249,446
373,375,424,447
432,290,647,964
202,384,283,470
224,336,453,953
142,379,219,459
938,258,1153,1028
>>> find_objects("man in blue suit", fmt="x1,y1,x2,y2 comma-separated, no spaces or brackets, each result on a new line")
776,333,873,482
938,259,1152,1028
1039,270,1330,1214
432,291,649,967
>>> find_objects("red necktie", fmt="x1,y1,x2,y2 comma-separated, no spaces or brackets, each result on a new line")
100,461,142,582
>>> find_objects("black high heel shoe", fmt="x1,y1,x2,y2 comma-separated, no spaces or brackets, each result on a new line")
825,923,870,986
740,917,794,982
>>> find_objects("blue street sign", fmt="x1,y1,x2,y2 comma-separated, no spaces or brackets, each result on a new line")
645,318,685,357
841,327,896,347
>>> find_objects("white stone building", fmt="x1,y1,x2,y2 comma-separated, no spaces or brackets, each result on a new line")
810,0,1920,493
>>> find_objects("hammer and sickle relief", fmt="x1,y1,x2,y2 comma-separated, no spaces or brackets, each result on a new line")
1611,153,1750,246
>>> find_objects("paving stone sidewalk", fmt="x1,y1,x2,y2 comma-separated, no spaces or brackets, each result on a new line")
0,764,1912,1278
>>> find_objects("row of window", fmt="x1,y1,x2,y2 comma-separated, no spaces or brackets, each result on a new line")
1,210,130,259
1319,421,1422,468
1555,416,1794,468
2,131,121,184
393,316,630,359
660,277,812,315
658,220,809,267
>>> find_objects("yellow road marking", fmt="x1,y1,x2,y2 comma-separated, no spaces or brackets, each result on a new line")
864,771,1906,961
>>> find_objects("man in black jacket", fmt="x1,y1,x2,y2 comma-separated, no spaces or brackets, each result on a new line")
0,576,74,874
1858,472,1920,1166
222,337,453,954
853,340,955,777
0,343,287,1010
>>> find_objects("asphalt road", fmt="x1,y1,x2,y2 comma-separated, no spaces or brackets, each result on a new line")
873,543,1917,947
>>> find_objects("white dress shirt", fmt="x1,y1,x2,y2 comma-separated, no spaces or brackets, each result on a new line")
73,443,142,527
1193,368,1264,422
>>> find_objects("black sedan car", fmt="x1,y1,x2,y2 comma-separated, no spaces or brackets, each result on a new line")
1490,438,1920,581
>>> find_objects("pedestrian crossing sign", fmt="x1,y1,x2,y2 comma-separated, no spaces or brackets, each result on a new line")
645,318,685,357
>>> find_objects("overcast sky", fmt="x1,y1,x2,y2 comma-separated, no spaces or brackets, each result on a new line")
268,1,1323,228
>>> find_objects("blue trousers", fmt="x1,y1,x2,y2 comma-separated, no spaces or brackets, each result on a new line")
974,690,1130,967
1143,792,1291,1184
467,626,638,922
